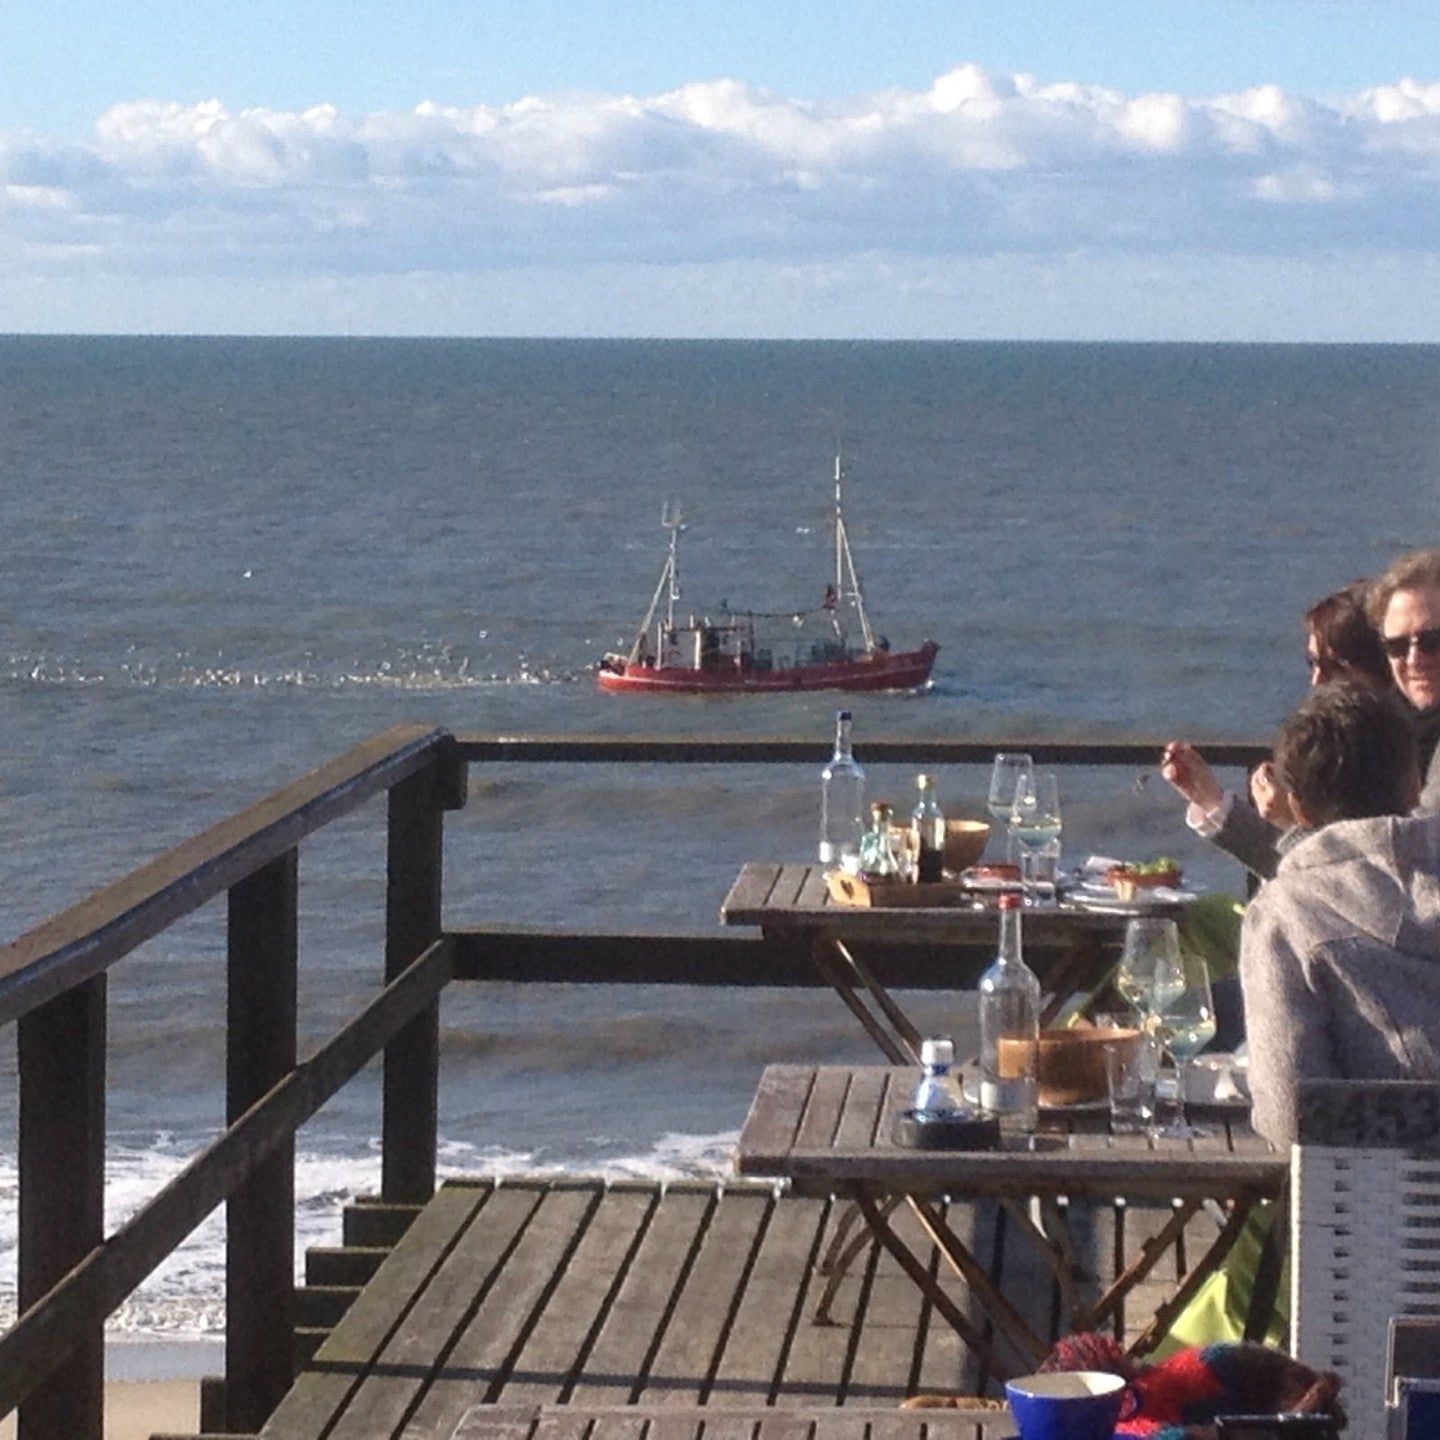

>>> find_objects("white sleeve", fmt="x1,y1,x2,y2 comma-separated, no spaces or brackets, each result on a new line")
1186,789,1235,838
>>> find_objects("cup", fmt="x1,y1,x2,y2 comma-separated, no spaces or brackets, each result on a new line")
1005,1370,1129,1440
1019,840,1060,904
1104,1034,1158,1135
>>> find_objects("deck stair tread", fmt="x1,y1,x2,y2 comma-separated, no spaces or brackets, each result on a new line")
254,1176,1219,1440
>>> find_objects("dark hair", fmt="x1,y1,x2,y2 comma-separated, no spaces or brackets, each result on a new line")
1274,680,1417,827
1304,581,1390,687
1366,548,1440,626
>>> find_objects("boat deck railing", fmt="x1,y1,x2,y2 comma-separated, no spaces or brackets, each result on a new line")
0,725,1268,1438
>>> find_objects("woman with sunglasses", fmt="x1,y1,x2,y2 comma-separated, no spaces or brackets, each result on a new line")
1161,580,1390,880
1367,548,1440,809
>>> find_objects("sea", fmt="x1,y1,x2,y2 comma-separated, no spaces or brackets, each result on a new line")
0,336,1437,1359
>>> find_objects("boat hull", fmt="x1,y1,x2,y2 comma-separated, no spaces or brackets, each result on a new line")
597,641,938,695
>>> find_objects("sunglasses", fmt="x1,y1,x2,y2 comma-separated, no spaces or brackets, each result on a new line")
1381,627,1440,660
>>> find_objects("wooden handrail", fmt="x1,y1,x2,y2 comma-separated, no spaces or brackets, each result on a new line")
0,724,463,1028
455,734,1269,767
0,938,454,1419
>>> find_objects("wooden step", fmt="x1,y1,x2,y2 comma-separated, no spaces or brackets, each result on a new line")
342,1200,424,1247
304,1243,389,1287
295,1283,362,1328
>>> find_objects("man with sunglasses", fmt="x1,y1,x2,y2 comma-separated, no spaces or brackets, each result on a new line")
1368,547,1440,810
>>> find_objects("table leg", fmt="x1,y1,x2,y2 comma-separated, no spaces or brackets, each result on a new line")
1069,1197,1203,1334
1127,1195,1262,1356
1038,933,1111,1027
831,940,924,1062
812,1196,901,1323
908,1197,1051,1368
853,1194,1024,1381
808,938,914,1064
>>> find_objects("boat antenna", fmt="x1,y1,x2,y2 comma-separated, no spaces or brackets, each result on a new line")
624,502,685,665
833,454,876,651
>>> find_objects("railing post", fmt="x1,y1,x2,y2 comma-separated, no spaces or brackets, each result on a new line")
17,974,106,1440
225,849,299,1431
382,759,444,1202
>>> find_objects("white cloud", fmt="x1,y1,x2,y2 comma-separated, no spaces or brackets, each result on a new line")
2,65,1439,286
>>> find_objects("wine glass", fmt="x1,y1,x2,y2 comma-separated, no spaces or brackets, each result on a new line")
1009,769,1062,903
1115,917,1180,1025
1151,950,1217,1137
987,753,1033,862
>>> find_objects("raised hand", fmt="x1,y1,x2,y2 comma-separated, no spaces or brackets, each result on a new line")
1159,741,1225,813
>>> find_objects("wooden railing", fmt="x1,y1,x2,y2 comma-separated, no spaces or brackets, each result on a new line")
0,726,1267,1438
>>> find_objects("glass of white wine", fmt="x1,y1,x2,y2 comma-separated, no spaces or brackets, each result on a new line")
1115,917,1180,1024
1151,950,1217,1137
1009,769,1062,903
987,753,1033,862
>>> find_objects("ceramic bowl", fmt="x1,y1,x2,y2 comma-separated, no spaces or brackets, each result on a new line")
942,819,990,873
998,1026,1141,1106
1004,1369,1128,1440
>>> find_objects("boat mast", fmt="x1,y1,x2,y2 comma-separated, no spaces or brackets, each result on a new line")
833,455,876,652
625,502,685,664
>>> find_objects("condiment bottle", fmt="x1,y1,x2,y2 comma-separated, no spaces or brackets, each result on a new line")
978,892,1041,1133
857,801,901,879
819,710,866,865
911,773,945,883
912,1037,965,1117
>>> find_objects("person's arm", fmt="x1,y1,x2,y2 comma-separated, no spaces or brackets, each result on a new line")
1210,795,1281,881
1239,899,1340,1145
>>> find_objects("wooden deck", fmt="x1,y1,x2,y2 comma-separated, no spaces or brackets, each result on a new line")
231,1176,1216,1440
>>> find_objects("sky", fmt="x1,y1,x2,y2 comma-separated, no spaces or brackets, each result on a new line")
3,1,1440,340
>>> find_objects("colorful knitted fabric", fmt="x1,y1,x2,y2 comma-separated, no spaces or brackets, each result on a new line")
1038,1333,1343,1438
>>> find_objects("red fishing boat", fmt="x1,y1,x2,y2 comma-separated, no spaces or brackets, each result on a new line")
597,457,939,695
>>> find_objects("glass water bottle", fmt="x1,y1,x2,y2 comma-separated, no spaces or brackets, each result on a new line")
819,710,866,865
978,892,1041,1132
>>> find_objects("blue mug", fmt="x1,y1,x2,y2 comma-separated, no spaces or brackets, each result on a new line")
1005,1370,1130,1440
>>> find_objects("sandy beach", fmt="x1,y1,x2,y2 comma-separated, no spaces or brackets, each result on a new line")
0,1380,199,1439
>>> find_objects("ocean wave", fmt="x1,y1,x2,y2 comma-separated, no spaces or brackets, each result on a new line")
0,1130,735,1338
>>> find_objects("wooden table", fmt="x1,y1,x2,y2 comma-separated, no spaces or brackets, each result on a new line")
721,862,1176,1063
736,1064,1284,1377
449,1405,1016,1440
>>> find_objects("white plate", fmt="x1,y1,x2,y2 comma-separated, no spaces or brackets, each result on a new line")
960,871,1024,893
1066,884,1200,912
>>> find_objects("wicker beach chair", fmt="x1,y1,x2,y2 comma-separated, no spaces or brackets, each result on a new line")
1290,1079,1440,1440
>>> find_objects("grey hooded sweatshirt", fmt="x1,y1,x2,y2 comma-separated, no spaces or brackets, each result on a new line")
1239,812,1440,1145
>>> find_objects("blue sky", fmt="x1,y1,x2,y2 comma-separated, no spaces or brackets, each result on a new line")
3,1,1440,338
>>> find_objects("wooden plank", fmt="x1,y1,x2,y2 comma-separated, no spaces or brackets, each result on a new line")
226,850,299,1434
384,762,444,1204
454,734,1268,769
567,1187,716,1406
833,1072,889,1152
259,1183,489,1440
499,1188,659,1406
912,1199,996,1399
845,1199,937,1404
16,974,106,1440
0,724,455,1026
795,867,831,911
446,1404,546,1440
324,1184,544,1440
709,1195,831,1405
453,930,816,989
400,1184,600,1438
721,864,784,924
736,1067,816,1174
796,1070,853,1151
638,1189,773,1405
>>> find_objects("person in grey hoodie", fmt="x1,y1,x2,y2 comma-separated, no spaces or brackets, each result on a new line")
1240,680,1440,1145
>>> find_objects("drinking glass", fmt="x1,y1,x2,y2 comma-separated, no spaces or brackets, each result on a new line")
1151,950,1218,1138
1115,917,1180,1023
1009,770,1061,902
1104,1034,1159,1135
987,753,1033,861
